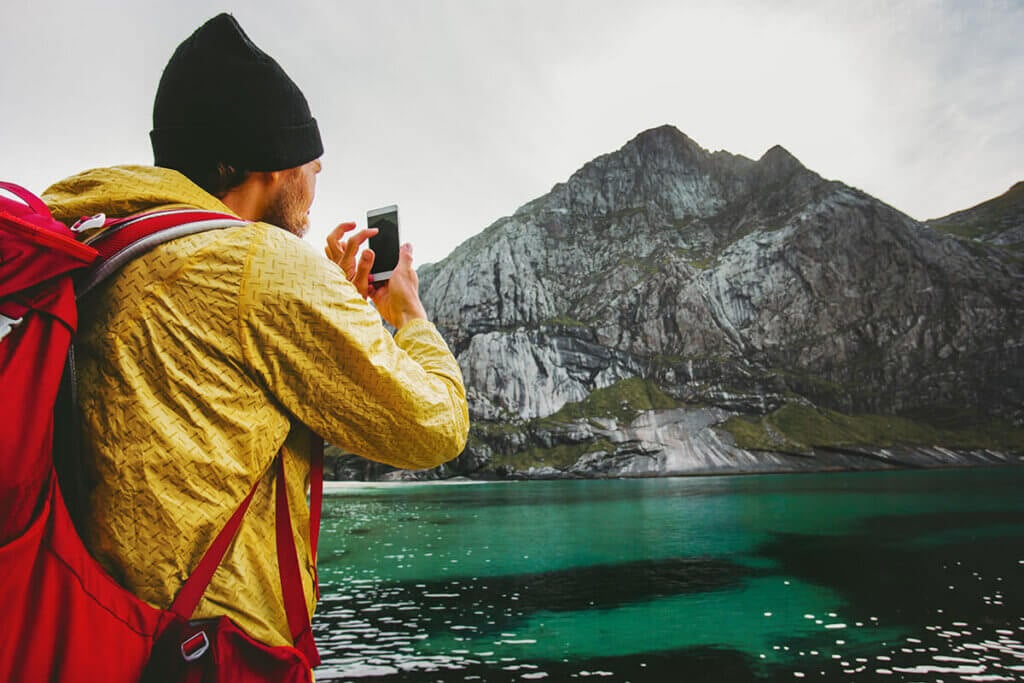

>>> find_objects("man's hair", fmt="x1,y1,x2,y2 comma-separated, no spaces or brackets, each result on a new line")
181,162,250,198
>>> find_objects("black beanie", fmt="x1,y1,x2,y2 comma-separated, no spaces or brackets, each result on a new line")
150,13,323,173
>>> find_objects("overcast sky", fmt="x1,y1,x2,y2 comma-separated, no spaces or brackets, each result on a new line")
2,1,1021,266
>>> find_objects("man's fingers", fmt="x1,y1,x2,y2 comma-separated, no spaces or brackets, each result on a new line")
342,234,360,263
325,223,379,278
354,227,379,247
326,222,356,265
337,228,378,258
397,242,414,266
328,221,358,243
354,248,375,295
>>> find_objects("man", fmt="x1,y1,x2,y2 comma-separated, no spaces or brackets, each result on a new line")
42,13,469,651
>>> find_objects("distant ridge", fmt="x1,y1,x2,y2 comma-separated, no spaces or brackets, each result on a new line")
927,181,1024,246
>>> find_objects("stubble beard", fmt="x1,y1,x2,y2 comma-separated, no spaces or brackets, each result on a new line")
263,177,311,238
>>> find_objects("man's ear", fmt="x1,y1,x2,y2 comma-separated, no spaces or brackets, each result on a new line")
219,170,280,221
254,170,282,188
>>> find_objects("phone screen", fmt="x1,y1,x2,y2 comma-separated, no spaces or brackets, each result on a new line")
367,206,400,280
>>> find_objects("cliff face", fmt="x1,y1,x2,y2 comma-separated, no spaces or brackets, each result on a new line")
333,126,1024,480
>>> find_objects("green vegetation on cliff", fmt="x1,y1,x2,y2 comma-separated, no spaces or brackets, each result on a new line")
479,378,680,473
928,181,1023,244
544,377,680,425
722,403,1024,454
488,438,617,472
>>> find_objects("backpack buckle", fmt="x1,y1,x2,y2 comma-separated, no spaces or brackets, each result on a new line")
0,313,24,343
70,213,106,233
180,630,210,662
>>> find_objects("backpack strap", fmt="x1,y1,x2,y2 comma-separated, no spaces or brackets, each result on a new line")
309,435,324,600
274,443,322,665
166,439,323,666
165,462,265,622
77,209,246,298
0,180,54,218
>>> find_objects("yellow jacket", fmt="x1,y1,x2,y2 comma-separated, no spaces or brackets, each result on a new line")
43,166,469,647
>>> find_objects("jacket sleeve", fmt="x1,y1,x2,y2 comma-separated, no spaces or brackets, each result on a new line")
237,225,469,470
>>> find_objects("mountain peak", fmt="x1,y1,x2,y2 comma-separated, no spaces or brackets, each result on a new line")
626,125,705,161
633,124,690,142
757,144,805,172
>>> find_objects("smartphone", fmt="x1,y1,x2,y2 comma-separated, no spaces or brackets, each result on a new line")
367,205,400,282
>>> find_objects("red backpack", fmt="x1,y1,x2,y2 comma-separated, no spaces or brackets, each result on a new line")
0,182,323,682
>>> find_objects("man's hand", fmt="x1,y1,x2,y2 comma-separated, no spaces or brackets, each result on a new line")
325,221,376,298
370,243,428,330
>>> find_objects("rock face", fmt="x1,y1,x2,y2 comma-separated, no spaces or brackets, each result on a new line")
334,125,1024,480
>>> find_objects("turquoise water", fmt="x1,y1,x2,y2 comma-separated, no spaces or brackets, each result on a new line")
312,468,1024,681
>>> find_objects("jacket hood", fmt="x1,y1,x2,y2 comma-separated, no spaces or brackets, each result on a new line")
43,165,237,225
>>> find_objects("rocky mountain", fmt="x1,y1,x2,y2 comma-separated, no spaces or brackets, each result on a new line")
926,181,1024,247
328,125,1024,480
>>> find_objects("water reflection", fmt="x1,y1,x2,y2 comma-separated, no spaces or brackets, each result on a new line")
316,591,1024,681
313,470,1024,681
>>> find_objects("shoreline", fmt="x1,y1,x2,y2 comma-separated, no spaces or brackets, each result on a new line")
322,459,1024,492
323,477,505,492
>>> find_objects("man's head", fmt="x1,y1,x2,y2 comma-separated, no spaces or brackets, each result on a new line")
150,14,323,232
